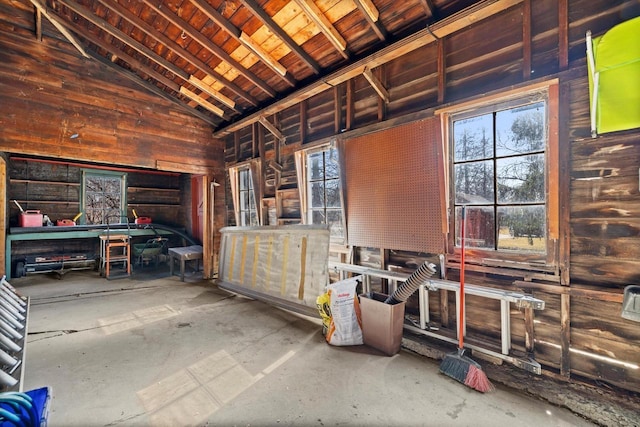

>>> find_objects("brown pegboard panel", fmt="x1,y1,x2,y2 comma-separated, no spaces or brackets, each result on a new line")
343,118,444,253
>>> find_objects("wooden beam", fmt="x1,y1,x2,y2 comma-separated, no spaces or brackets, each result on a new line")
140,0,276,98
29,0,89,58
188,76,236,110
560,293,571,378
95,0,252,107
300,100,307,144
558,0,569,70
353,0,387,41
295,0,349,59
333,85,342,134
35,7,42,42
437,39,445,103
214,0,523,137
258,117,285,142
238,0,321,75
190,0,296,86
156,160,214,174
417,0,438,19
522,0,531,80
363,67,389,103
179,86,229,119
345,79,354,131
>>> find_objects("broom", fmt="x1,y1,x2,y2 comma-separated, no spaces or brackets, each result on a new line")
439,206,494,392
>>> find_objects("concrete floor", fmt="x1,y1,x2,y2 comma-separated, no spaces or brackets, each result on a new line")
13,269,596,426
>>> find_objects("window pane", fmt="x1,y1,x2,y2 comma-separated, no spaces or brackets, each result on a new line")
311,209,325,225
455,161,494,204
327,210,344,239
496,102,545,156
453,114,494,161
249,189,256,210
456,206,495,249
310,182,324,208
497,206,545,252
308,152,324,180
325,179,341,207
240,170,249,190
325,147,340,179
497,154,544,204
249,212,258,227
240,191,249,211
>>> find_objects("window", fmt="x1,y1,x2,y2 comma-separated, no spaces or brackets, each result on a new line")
447,86,557,260
228,161,261,227
238,167,258,227
82,170,127,225
297,145,344,241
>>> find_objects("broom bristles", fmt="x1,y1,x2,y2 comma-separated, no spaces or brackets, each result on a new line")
440,351,495,393
464,364,495,393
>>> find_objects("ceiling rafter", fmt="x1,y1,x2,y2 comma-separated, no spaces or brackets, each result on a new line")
418,0,439,19
189,0,296,87
214,0,524,136
29,0,89,57
294,0,349,60
353,0,387,41
238,0,321,75
54,0,233,119
94,0,246,110
140,0,277,98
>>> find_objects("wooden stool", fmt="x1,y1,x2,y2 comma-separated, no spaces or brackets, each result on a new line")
99,234,131,279
169,245,203,281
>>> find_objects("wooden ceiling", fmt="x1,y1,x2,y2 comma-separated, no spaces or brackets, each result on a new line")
30,0,479,130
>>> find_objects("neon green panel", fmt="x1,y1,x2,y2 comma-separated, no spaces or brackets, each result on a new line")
588,17,640,135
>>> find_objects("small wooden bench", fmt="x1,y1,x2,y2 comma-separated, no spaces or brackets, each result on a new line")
168,245,203,282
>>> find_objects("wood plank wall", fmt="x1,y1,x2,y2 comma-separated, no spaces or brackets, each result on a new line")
0,0,225,275
223,0,640,393
0,4,222,174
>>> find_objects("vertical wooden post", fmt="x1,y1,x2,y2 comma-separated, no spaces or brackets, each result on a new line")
0,156,6,277
522,0,532,80
437,39,446,104
558,0,569,70
234,131,240,163
376,66,386,122
202,174,213,279
334,85,343,134
299,100,307,144
346,79,354,131
560,293,571,378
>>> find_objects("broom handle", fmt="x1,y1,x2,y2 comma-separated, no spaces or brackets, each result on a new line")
458,206,466,350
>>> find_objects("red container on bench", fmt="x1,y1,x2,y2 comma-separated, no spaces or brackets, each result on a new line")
19,210,43,227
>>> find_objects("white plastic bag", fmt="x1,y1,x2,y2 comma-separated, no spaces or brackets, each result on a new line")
324,277,363,346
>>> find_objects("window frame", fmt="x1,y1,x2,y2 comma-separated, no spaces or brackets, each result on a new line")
228,160,262,227
80,169,127,225
439,81,560,269
295,143,345,243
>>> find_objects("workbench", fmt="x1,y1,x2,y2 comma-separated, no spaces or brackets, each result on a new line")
168,245,203,281
5,224,180,278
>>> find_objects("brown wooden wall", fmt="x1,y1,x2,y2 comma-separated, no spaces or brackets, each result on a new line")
0,0,223,175
223,0,640,393
0,0,226,276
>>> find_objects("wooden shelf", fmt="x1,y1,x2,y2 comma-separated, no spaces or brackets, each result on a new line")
128,186,180,193
128,203,180,207
10,179,80,186
12,200,79,205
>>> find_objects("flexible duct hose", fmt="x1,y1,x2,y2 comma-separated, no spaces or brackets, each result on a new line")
385,261,437,304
